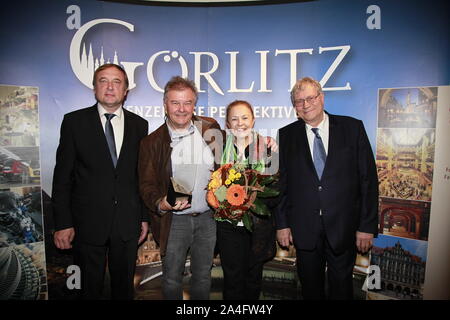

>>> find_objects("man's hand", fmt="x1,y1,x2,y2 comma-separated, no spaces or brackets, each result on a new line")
277,228,293,248
159,196,191,212
54,227,75,249
356,231,374,253
138,222,149,244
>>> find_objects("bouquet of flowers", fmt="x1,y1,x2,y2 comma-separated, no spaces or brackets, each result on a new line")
206,163,279,231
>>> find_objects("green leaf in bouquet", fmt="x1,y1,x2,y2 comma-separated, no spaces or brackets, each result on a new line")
214,185,228,202
257,186,279,198
233,163,246,172
259,175,277,186
242,213,253,232
250,198,271,216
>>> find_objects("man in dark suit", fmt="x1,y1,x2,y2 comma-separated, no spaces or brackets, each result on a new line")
52,64,149,299
276,77,378,300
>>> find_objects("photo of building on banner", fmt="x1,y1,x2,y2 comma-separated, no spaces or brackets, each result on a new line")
370,87,438,300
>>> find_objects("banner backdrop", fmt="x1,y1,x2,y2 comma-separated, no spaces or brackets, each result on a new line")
0,0,448,299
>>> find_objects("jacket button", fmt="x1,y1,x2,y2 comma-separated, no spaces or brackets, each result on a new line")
318,186,323,191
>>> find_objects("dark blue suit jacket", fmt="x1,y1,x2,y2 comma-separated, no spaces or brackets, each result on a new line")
275,113,378,254
52,105,149,245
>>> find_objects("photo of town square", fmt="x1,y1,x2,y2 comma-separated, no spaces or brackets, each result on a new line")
376,128,434,201
378,87,437,128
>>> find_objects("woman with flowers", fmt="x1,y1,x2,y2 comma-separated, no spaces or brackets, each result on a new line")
209,100,279,300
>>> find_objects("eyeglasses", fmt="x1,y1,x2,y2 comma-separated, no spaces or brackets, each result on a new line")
294,92,321,107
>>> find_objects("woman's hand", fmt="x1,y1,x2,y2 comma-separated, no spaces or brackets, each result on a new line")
265,136,279,152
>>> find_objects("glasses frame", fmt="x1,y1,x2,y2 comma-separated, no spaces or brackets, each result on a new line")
294,92,321,107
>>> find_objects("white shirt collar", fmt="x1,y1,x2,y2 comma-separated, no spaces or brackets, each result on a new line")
305,112,328,132
97,103,123,119
166,120,195,140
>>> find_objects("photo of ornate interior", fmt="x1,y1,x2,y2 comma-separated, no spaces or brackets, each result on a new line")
376,128,434,202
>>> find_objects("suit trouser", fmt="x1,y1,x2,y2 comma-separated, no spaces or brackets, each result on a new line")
296,216,356,300
216,221,264,300
73,227,138,300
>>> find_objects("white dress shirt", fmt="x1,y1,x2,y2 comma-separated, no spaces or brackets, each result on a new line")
168,122,214,215
97,104,125,157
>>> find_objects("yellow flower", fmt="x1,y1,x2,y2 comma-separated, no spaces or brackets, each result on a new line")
229,173,236,181
229,168,236,175
208,178,220,190
235,172,241,179
225,179,231,186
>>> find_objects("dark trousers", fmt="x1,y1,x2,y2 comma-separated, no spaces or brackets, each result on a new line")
296,217,356,300
217,221,264,300
73,229,138,300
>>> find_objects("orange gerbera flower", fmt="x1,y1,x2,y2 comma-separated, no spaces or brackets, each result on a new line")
226,184,247,206
206,190,219,208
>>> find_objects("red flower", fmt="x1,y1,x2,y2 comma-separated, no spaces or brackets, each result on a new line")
226,184,247,206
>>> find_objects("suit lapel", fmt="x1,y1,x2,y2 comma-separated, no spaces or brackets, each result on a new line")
161,123,173,177
323,114,341,179
116,109,131,170
296,120,318,179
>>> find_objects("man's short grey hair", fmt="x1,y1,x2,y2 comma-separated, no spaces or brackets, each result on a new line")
163,76,198,104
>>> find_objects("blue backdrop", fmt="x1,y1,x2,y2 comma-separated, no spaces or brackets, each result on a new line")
0,0,448,196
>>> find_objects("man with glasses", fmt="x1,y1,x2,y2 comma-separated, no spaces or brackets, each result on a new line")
275,77,379,299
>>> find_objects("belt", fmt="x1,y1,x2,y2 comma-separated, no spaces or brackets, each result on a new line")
186,212,202,217
176,210,211,217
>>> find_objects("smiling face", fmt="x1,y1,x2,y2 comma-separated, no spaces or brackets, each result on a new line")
293,83,324,127
93,66,128,112
164,88,196,131
226,102,255,139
